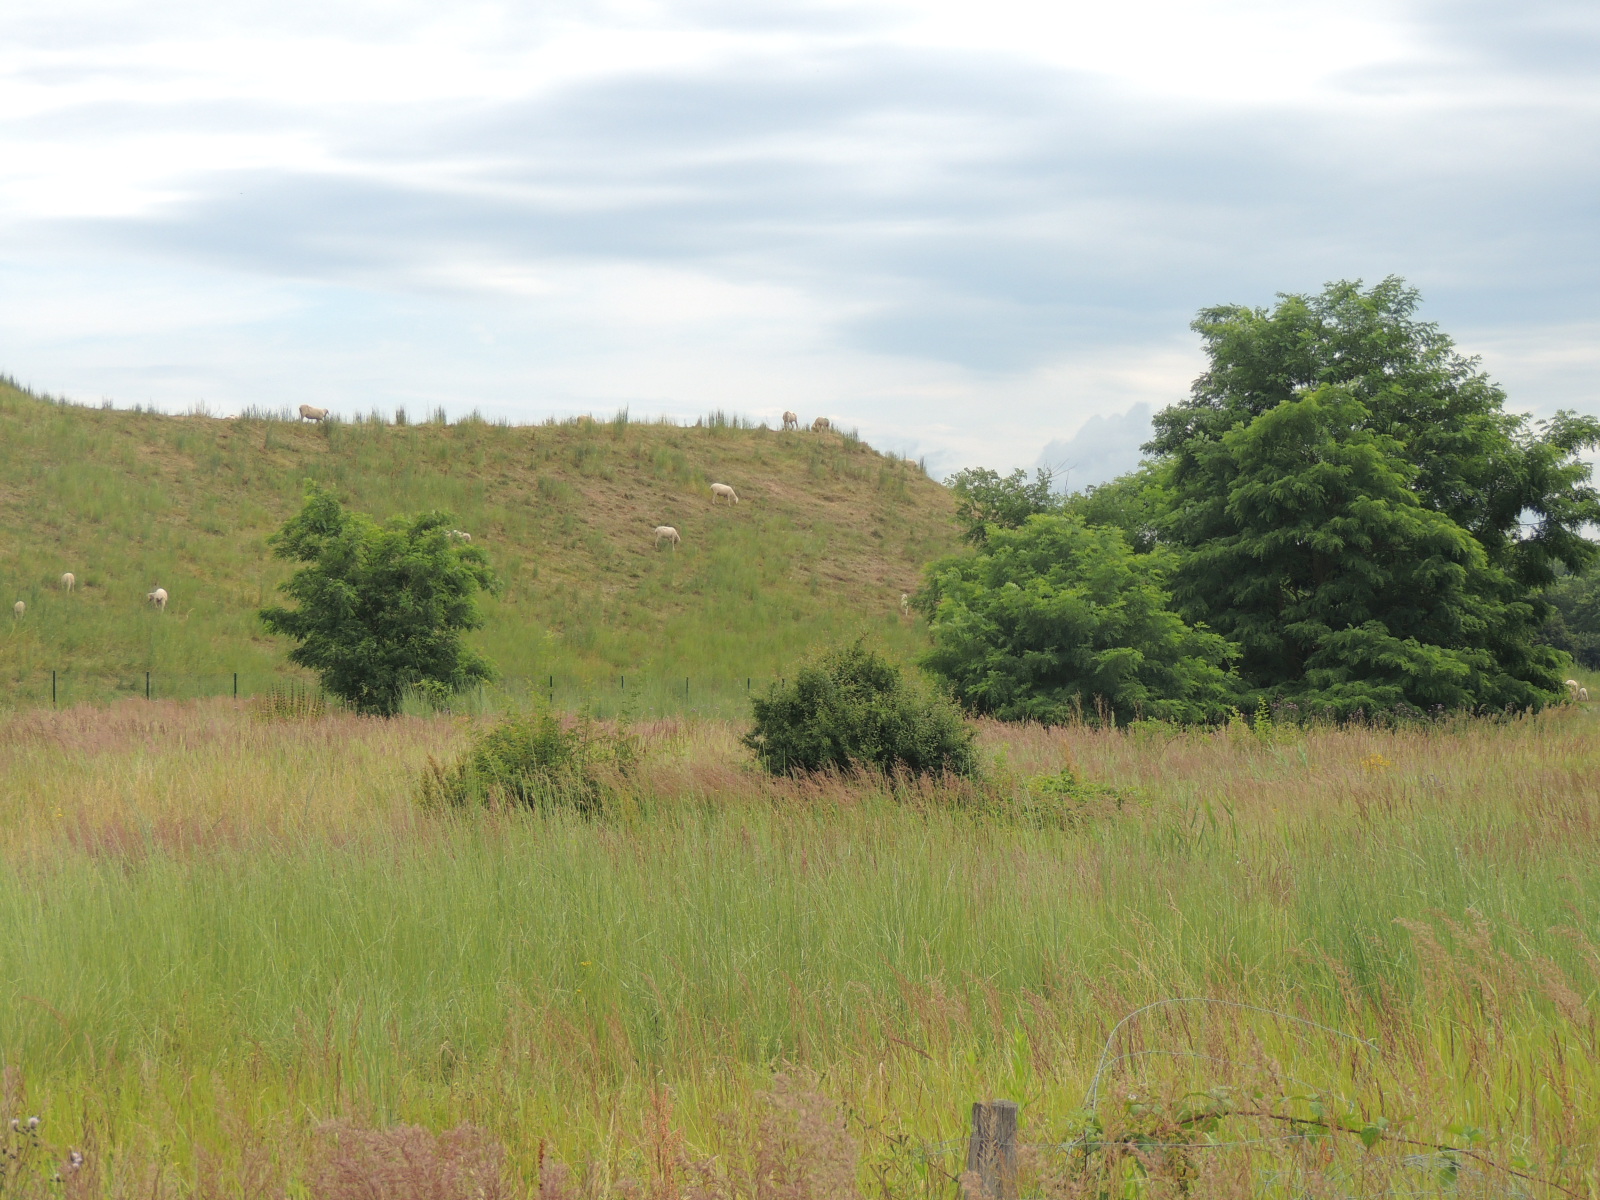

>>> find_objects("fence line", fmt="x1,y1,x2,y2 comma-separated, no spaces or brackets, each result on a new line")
3,671,788,716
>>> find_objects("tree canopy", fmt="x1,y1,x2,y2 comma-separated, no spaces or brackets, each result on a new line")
947,466,1061,543
260,484,499,715
917,515,1236,725
923,278,1600,722
1149,278,1599,714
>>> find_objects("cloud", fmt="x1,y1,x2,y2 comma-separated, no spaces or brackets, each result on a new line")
1035,403,1156,491
0,0,1595,472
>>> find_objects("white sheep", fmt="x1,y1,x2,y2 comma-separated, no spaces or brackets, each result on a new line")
60,572,75,592
1583,688,1591,702
653,525,681,548
298,404,329,422
811,416,830,433
147,587,168,611
782,411,798,431
900,592,911,615
11,600,22,620
448,529,473,542
1566,678,1581,697
710,483,739,505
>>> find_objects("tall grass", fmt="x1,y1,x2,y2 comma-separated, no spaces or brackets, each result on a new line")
1,702,1598,1194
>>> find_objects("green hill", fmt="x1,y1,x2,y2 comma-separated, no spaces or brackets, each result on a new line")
0,381,961,711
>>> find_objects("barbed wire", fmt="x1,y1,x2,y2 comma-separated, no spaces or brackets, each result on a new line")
1084,996,1381,1110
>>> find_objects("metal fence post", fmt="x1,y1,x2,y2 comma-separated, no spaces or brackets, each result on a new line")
233,672,239,700
145,671,151,701
52,670,57,706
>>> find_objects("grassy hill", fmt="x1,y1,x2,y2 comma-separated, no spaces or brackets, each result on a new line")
0,380,962,709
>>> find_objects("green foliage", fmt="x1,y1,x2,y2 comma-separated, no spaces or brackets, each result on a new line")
259,483,499,715
742,639,977,776
1059,464,1170,554
916,515,1237,725
947,465,1061,544
1540,564,1600,669
419,709,635,813
1147,278,1600,715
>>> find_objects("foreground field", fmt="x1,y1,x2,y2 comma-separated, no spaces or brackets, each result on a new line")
2,701,1599,1197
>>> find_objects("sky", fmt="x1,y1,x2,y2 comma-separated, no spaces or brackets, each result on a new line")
1,0,1597,481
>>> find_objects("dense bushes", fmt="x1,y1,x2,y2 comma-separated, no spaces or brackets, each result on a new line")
743,640,977,777
419,709,634,812
916,515,1236,725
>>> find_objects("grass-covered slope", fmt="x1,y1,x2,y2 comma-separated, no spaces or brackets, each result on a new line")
0,381,959,704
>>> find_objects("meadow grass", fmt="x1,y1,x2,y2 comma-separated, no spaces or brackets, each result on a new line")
2,701,1599,1197
0,383,954,703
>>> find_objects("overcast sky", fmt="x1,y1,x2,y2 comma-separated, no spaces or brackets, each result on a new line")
1,0,1597,480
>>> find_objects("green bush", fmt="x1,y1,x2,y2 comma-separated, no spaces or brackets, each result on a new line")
916,514,1237,726
419,709,635,813
742,640,977,777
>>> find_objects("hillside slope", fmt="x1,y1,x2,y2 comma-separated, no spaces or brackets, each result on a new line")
0,383,962,708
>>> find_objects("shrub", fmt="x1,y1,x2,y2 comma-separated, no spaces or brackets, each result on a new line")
743,640,977,777
419,709,635,813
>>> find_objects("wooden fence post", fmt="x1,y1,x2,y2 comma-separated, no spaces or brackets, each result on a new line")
966,1099,1018,1199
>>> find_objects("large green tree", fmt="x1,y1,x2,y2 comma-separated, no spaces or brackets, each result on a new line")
917,515,1236,725
946,466,1061,544
260,484,499,715
1148,277,1600,712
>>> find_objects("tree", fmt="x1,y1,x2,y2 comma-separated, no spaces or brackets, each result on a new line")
742,639,977,777
260,484,499,715
1059,464,1170,554
1541,565,1600,670
947,466,1061,544
1147,278,1600,713
916,515,1237,725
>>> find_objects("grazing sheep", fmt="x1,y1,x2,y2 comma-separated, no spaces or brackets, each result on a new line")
710,483,739,505
298,404,329,422
60,572,75,592
900,592,911,615
147,587,168,611
1583,688,1591,702
782,411,798,431
11,600,23,620
447,529,473,542
653,525,681,549
812,416,830,433
1566,678,1581,697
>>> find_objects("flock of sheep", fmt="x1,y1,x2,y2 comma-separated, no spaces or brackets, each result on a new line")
649,412,830,551
12,576,167,622
11,408,864,622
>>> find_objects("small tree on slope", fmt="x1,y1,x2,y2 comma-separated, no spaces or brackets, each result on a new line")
260,483,499,715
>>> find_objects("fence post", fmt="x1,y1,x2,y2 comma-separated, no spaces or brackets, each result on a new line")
145,671,151,701
966,1099,1018,1200
52,670,57,706
233,672,239,700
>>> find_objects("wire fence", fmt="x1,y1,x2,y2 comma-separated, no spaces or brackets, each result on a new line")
2,670,784,718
